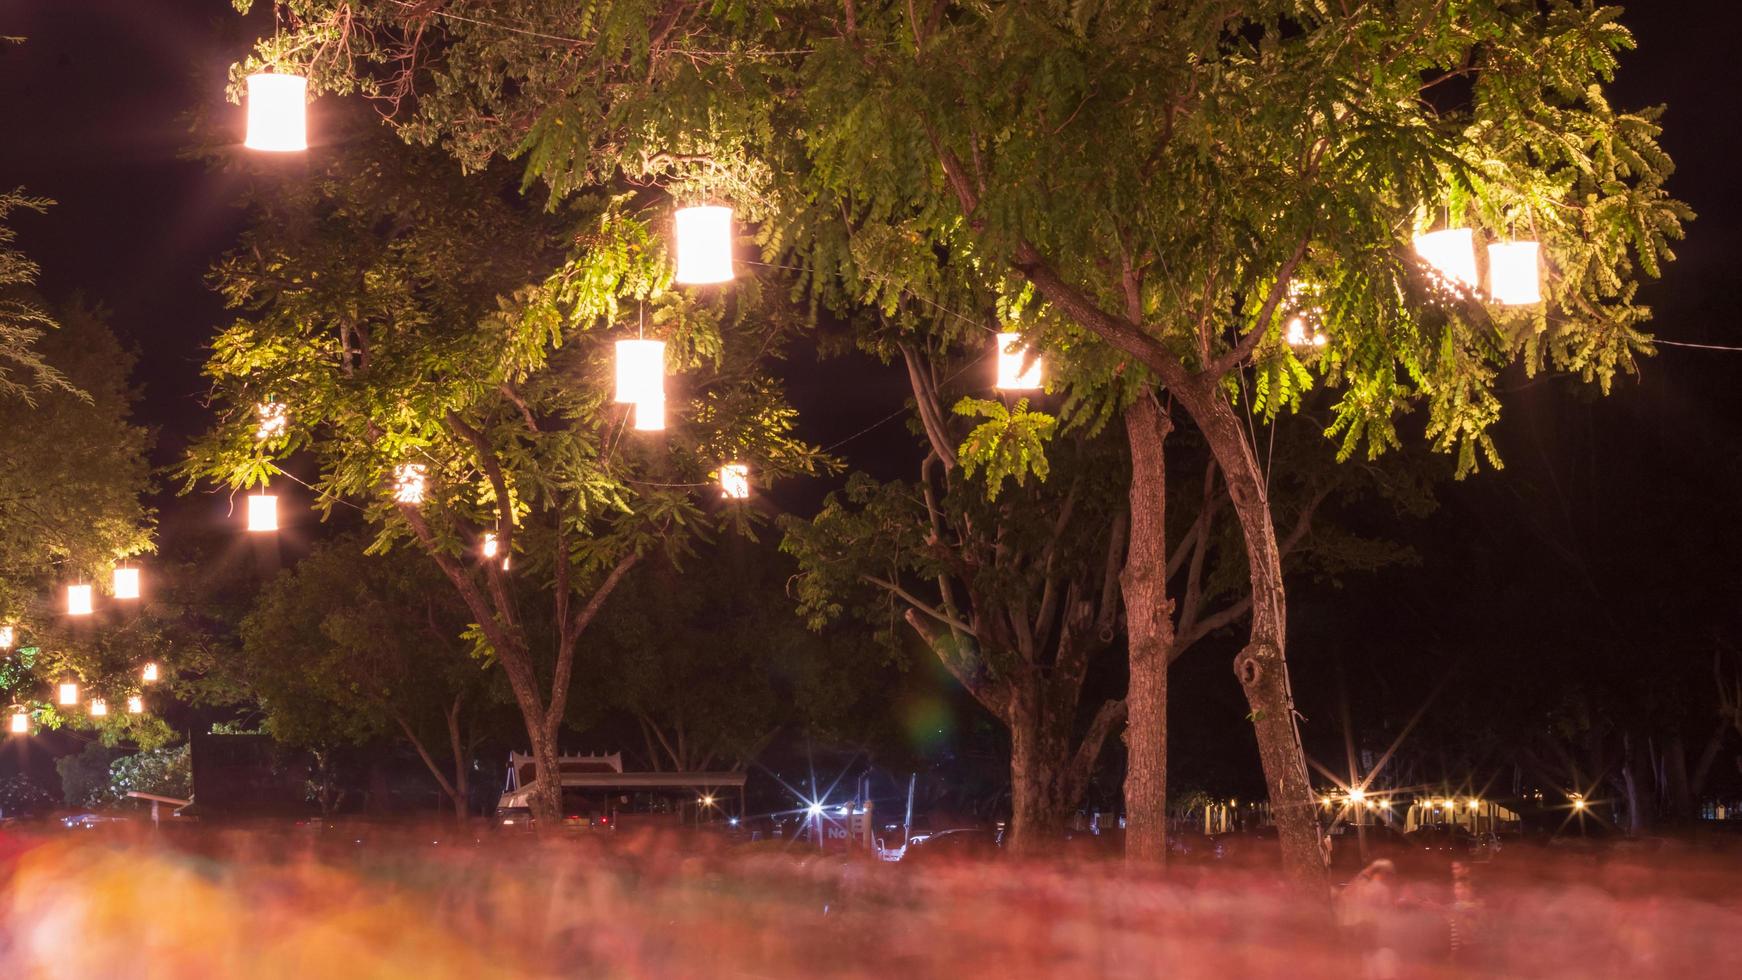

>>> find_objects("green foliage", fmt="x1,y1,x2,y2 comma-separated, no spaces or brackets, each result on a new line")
0,190,74,403
952,397,1057,500
0,773,54,815
104,743,191,804
56,742,120,806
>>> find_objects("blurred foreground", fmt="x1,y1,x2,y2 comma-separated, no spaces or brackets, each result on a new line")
1,825,1739,977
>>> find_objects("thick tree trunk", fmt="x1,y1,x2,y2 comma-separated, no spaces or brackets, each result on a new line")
1122,393,1174,863
1006,690,1072,853
1174,380,1324,884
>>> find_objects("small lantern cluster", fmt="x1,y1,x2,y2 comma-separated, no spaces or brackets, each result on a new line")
393,463,427,505
1413,227,1542,306
995,333,1044,391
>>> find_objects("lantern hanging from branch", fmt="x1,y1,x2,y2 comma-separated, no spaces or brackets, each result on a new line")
247,492,278,532
393,463,427,505
1487,240,1542,306
632,397,666,432
256,400,288,440
127,695,144,715
719,463,750,500
67,584,93,616
8,711,27,734
1412,228,1479,291
113,567,140,600
0,625,12,650
244,72,309,152
142,662,159,684
58,681,78,706
482,532,499,560
614,339,666,407
89,698,107,718
673,206,735,284
995,333,1043,391
1284,316,1309,347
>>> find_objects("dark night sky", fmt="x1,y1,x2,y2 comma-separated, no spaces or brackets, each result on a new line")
3,2,1740,794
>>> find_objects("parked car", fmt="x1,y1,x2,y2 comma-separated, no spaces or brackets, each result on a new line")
900,828,1001,864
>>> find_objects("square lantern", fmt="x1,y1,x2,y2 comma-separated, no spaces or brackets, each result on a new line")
995,333,1044,391
244,72,309,152
1488,240,1542,306
1284,316,1309,347
673,206,735,285
1413,228,1479,291
142,662,159,683
0,625,12,650
393,463,427,505
58,682,78,706
247,493,278,532
720,463,750,500
67,584,94,616
127,695,144,715
113,567,141,600
9,711,28,734
482,532,499,559
632,397,666,432
614,339,666,406
89,698,107,718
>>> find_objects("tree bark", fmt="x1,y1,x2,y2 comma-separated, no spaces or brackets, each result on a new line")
1006,685,1071,852
1122,392,1174,863
1171,379,1324,884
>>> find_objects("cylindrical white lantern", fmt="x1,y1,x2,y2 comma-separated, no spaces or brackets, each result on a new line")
67,584,94,616
113,567,141,600
127,695,144,715
0,625,13,650
142,662,159,683
89,698,107,718
719,463,750,500
1412,228,1479,291
247,493,278,532
58,682,78,706
1487,240,1542,305
614,339,666,405
673,206,735,284
482,532,499,559
1284,316,1308,347
244,72,309,152
995,332,1044,391
632,397,666,432
8,711,28,734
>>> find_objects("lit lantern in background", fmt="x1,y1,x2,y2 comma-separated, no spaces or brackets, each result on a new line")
719,463,750,500
1284,316,1309,347
631,397,665,432
673,206,735,284
113,567,140,600
127,695,144,715
244,72,308,152
393,463,427,505
256,400,288,440
614,339,666,406
247,492,278,532
482,532,499,559
0,625,12,649
89,698,107,718
1413,228,1479,291
1487,240,1542,305
9,711,27,734
67,584,94,616
58,681,78,706
995,333,1043,390
142,662,159,683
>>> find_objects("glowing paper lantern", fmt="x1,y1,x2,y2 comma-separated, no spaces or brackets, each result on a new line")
9,711,27,734
631,397,665,432
1413,228,1478,291
127,695,144,715
995,333,1043,390
482,532,499,559
244,72,308,152
142,662,159,683
247,493,278,532
256,400,288,440
58,682,78,706
614,339,666,406
1284,316,1308,347
1487,240,1542,305
67,584,94,616
113,567,140,600
673,206,735,284
89,698,107,718
719,463,750,500
393,463,427,505
0,625,12,649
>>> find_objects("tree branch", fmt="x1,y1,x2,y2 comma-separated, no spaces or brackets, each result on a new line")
1205,233,1312,377
546,549,642,739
